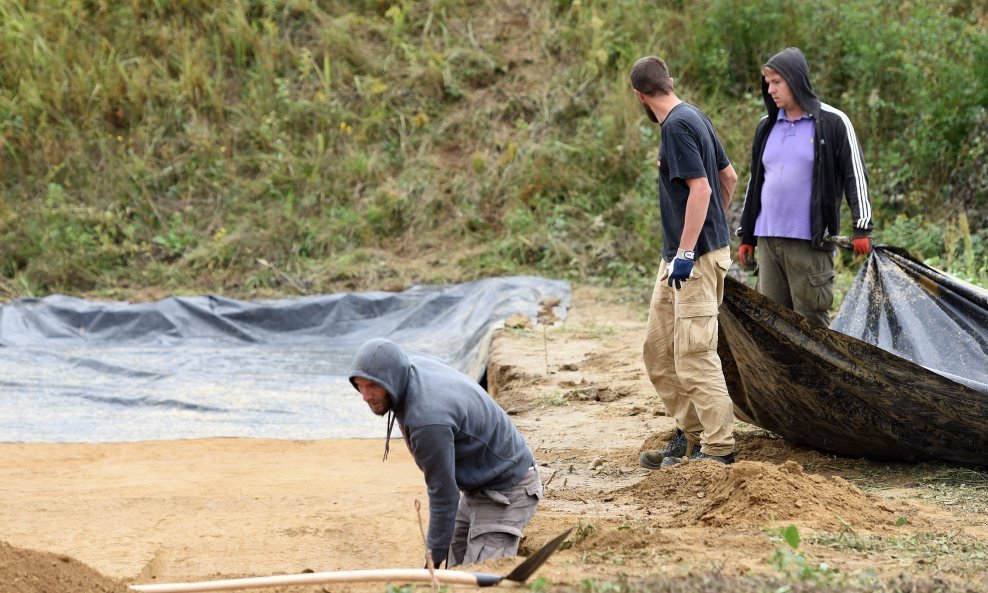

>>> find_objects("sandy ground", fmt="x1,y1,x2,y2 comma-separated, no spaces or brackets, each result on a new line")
2,284,987,593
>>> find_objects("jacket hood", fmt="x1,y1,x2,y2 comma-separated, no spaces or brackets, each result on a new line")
348,338,410,410
348,338,411,460
761,47,821,118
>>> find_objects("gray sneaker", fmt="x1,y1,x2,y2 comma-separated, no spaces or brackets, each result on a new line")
639,430,698,470
661,450,736,467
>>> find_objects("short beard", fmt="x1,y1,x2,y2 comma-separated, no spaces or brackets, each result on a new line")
641,102,658,123
369,402,392,417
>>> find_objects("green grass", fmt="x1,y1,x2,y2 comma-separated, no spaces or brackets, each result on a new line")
537,390,569,407
0,0,985,300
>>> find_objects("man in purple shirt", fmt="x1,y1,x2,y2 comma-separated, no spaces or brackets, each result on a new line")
737,47,874,327
755,111,815,240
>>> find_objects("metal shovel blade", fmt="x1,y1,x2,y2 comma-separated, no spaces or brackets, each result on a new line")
503,527,573,583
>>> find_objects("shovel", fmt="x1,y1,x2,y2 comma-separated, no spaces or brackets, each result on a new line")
129,527,573,593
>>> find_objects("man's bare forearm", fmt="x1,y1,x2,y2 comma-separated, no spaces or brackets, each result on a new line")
719,164,738,210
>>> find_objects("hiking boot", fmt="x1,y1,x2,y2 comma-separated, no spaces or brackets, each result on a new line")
639,430,699,470
660,450,736,467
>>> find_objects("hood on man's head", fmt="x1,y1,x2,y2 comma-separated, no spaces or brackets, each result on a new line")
347,338,411,405
761,46,820,116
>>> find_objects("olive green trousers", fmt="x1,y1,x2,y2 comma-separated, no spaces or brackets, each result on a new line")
755,237,835,328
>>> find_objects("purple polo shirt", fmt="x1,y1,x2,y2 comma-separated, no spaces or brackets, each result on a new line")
754,110,815,240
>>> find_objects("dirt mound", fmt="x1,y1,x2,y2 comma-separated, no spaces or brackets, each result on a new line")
0,541,128,593
618,460,903,531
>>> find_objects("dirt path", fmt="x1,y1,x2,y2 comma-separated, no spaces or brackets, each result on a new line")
2,285,987,592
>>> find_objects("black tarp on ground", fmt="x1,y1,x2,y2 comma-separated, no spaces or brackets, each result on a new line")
0,276,570,443
719,246,988,466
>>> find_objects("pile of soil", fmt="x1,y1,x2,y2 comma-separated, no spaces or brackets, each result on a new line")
618,459,904,530
0,542,128,593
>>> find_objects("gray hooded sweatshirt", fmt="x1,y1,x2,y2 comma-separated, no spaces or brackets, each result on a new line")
348,338,534,565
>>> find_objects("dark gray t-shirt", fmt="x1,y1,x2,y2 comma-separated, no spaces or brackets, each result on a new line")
657,102,731,261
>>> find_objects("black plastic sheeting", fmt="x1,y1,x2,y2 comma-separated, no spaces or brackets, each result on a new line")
719,246,988,466
0,276,570,443
832,246,988,394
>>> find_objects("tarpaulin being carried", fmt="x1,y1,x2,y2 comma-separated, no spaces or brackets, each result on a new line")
0,276,570,443
719,245,988,466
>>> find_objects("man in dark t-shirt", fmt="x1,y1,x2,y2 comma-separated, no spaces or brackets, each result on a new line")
656,105,732,263
631,56,740,468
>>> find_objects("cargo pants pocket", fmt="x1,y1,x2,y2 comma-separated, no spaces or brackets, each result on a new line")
464,523,523,565
807,269,835,313
674,301,720,357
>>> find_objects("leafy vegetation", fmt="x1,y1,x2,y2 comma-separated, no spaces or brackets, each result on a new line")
0,0,984,299
769,524,844,587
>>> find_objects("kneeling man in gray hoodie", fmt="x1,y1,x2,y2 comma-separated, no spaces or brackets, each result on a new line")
348,338,543,568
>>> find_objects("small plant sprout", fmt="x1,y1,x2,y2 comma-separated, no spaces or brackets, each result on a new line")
768,524,840,585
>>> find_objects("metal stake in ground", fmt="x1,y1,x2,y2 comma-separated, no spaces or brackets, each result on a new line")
129,527,573,593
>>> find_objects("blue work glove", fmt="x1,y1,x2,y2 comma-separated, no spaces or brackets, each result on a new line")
667,249,696,290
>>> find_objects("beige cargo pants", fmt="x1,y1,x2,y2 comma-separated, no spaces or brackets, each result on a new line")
642,246,735,456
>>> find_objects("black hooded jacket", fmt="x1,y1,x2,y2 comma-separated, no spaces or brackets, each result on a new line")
738,47,873,250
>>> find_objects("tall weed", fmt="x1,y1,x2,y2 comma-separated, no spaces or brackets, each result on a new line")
0,0,984,296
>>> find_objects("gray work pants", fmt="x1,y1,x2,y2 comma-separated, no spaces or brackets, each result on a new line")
447,467,543,567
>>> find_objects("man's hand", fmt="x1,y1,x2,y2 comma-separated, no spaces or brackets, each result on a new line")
667,249,695,290
852,237,871,256
739,243,756,268
427,552,446,569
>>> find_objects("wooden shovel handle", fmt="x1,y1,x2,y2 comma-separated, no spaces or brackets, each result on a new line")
130,568,501,592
